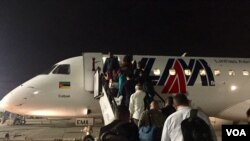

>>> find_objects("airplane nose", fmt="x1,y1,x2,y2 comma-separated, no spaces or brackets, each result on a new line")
0,85,37,114
0,91,13,111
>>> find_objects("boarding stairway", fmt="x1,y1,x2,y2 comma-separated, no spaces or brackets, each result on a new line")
93,69,166,126
99,86,118,125
92,69,117,125
85,52,165,126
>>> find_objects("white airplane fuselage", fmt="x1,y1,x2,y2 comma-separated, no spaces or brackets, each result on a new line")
0,57,100,118
1,53,250,122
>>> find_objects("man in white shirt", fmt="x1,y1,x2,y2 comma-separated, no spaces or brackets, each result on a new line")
161,94,217,141
129,83,146,126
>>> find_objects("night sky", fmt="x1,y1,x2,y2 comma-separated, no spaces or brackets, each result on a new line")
1,0,250,99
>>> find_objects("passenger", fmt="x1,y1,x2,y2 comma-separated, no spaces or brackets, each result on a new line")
133,71,153,110
13,114,19,125
161,96,176,119
1,111,9,124
13,114,25,125
134,61,144,80
108,79,118,97
139,100,165,141
134,70,145,85
117,70,126,97
131,60,137,73
161,94,217,141
99,105,139,141
121,54,133,76
103,52,120,81
139,100,165,128
142,76,156,110
121,73,136,107
129,83,146,126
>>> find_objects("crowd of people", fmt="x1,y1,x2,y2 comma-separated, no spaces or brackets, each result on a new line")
99,52,217,141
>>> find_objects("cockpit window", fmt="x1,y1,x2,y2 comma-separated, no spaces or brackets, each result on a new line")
52,64,70,75
42,65,57,74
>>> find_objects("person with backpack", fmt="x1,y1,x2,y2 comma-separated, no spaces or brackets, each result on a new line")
161,94,217,141
99,105,139,141
138,100,165,141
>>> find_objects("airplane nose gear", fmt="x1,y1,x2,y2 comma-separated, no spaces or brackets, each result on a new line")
81,126,95,141
83,135,94,141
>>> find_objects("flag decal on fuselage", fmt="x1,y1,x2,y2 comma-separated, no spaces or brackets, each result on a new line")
59,81,71,89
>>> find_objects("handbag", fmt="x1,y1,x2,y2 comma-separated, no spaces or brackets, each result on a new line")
139,111,158,141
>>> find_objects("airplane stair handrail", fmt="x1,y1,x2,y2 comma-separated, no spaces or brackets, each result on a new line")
154,91,165,106
103,83,118,113
98,83,119,125
93,69,118,125
95,68,119,125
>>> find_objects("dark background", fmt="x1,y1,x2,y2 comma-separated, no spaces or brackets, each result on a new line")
1,0,250,99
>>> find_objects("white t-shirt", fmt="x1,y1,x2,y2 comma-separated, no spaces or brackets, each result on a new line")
161,106,217,141
129,90,146,120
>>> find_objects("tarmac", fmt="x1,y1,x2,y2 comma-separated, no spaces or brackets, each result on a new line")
0,117,244,141
0,118,103,141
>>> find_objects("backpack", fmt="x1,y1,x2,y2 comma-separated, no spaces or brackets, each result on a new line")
100,121,132,141
181,109,214,141
100,131,128,141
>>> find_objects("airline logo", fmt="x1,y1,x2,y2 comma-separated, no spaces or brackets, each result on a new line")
140,58,215,94
59,81,71,89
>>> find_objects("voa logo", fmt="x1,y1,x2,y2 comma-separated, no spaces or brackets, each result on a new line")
226,129,246,136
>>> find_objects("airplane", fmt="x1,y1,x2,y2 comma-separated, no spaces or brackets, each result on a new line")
0,52,250,126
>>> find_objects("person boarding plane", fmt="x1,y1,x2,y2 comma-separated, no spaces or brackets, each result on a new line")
0,52,250,128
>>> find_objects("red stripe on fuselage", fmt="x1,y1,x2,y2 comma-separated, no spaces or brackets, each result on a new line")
162,60,186,94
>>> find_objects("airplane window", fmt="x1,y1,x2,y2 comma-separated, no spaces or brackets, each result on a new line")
153,68,161,76
169,69,176,75
214,69,221,76
200,69,206,76
52,64,70,75
184,69,191,76
228,70,235,76
243,70,249,76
